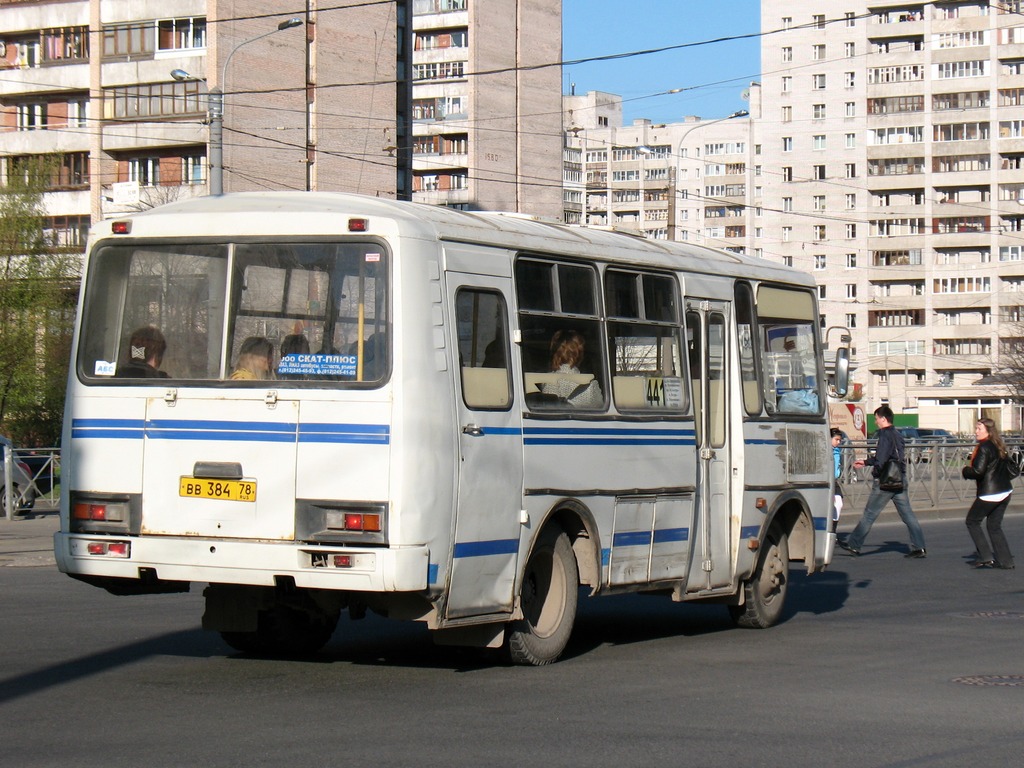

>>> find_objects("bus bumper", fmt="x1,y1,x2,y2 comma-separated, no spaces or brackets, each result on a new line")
54,532,430,593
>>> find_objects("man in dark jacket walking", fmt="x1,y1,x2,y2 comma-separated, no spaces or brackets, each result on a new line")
838,405,927,558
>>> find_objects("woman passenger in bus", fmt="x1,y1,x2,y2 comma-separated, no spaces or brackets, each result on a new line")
230,336,274,380
117,326,169,378
541,329,603,408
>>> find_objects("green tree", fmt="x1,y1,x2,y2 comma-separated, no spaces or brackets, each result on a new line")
0,158,80,446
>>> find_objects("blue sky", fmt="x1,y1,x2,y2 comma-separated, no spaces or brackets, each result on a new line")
562,0,763,124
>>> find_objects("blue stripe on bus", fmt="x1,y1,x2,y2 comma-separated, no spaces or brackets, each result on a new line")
614,530,651,547
813,516,828,531
428,562,439,585
298,423,390,444
453,539,519,558
523,426,695,447
653,527,689,544
740,526,760,539
745,439,785,445
71,418,390,445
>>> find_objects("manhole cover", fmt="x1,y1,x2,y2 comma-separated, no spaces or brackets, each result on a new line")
953,675,1024,687
954,611,1024,620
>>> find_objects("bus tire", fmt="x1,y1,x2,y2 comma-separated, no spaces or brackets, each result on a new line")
507,529,578,666
729,524,789,629
221,605,338,656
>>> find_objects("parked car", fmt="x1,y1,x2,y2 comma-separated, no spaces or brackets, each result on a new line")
15,448,57,495
0,436,37,515
916,428,956,442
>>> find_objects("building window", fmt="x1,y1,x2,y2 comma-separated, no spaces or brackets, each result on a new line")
782,105,792,122
846,284,857,299
128,157,161,187
845,101,856,117
814,254,826,270
818,285,826,299
782,167,793,182
846,253,857,268
813,225,826,240
813,135,826,150
783,197,793,212
782,76,792,92
102,23,156,58
846,224,857,238
412,61,466,80
846,313,857,328
814,165,826,180
845,42,856,57
812,103,826,119
845,163,857,178
846,193,857,209
5,153,89,190
182,154,205,185
845,133,856,149
845,72,856,88
813,14,826,29
813,195,826,211
813,74,827,90
782,137,793,152
782,17,792,30
845,11,856,27
40,26,89,63
782,46,792,62
104,81,205,119
782,226,792,242
16,103,47,130
813,44,826,60
157,17,207,51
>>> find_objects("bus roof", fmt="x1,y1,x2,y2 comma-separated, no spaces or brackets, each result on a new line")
98,192,813,288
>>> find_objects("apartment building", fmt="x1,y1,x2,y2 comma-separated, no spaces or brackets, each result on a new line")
563,89,754,250
760,0,1024,431
1,0,562,259
411,0,562,213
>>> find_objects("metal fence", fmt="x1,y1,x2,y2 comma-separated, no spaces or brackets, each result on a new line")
838,440,1024,510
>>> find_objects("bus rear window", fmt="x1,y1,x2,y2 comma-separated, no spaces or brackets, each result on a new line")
77,241,389,385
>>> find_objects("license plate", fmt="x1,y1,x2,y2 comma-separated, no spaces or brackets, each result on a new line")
179,477,257,502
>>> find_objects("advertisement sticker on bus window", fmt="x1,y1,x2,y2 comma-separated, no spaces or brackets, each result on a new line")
662,377,684,408
278,353,358,377
366,252,381,263
95,360,116,376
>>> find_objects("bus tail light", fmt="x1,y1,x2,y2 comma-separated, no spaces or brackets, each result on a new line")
343,512,381,532
86,541,131,558
73,501,127,523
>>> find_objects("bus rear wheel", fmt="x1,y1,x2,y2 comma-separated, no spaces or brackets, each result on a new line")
506,529,578,666
729,524,789,629
221,604,338,656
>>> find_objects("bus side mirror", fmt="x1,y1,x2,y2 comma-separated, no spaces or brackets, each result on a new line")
833,347,850,397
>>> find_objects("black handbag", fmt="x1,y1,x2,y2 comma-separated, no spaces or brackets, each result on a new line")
877,457,904,493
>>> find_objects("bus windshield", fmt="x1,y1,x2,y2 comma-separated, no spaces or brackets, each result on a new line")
77,240,389,385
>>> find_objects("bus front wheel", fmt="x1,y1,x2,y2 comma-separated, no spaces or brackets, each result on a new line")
729,524,789,629
506,529,578,666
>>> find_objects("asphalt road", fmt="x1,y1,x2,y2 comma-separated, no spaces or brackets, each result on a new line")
2,515,1023,768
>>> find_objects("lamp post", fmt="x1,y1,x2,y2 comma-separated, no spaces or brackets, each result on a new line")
669,109,749,241
172,17,302,196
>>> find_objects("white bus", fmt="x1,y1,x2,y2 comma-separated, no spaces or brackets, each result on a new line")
56,192,848,665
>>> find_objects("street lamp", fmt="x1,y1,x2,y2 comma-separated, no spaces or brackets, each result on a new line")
670,109,749,241
172,17,303,195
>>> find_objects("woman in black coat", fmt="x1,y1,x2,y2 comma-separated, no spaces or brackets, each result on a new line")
962,418,1015,569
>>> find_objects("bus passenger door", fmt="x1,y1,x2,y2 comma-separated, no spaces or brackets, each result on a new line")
444,277,524,619
685,301,733,591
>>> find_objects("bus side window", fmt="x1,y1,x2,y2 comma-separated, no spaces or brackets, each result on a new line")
455,288,511,409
